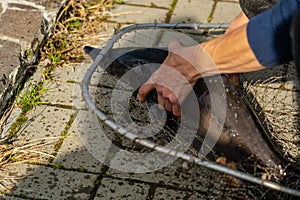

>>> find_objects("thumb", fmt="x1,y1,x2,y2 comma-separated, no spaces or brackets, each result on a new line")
137,82,155,102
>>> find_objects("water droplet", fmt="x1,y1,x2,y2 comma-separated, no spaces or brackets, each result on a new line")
226,88,229,93
230,130,239,138
234,113,238,119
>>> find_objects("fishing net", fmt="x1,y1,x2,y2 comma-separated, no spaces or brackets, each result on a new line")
80,23,300,199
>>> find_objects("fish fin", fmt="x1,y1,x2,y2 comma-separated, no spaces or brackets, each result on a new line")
83,46,102,61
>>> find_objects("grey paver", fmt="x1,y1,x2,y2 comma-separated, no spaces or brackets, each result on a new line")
41,81,83,108
0,164,97,200
94,178,150,200
106,160,220,194
67,110,113,166
20,106,74,140
0,194,28,200
1,108,22,140
0,39,21,110
170,0,213,23
110,4,168,23
14,106,75,162
51,62,104,86
153,187,206,199
41,80,104,110
212,1,241,23
52,120,104,173
0,9,42,42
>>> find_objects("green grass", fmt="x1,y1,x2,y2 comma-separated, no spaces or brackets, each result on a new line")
16,83,48,113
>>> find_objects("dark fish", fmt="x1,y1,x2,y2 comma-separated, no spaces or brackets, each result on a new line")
84,46,287,175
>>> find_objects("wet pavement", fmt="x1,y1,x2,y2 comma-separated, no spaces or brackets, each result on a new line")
0,0,299,199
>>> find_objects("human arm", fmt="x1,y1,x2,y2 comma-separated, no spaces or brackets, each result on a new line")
137,14,264,117
138,0,300,117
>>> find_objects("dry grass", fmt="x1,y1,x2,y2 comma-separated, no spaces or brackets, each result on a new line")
1,0,114,179
41,0,114,67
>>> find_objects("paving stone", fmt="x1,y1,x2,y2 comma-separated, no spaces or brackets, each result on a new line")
41,80,103,110
170,0,213,23
0,39,20,106
121,0,173,8
0,9,42,42
14,106,75,161
21,106,75,139
110,5,168,23
51,62,104,86
107,160,221,193
0,163,97,200
52,119,104,173
0,194,27,200
66,110,113,168
41,81,80,106
153,187,206,199
8,3,39,10
212,1,241,23
1,108,22,140
94,178,150,199
25,0,64,10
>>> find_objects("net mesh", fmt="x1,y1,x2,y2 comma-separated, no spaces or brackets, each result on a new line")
86,25,300,199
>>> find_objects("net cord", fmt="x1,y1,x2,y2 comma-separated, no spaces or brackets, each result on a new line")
81,23,300,197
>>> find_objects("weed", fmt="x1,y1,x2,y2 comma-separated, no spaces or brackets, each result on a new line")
16,83,48,113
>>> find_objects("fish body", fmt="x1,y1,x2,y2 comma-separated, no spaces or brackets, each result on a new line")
84,46,286,174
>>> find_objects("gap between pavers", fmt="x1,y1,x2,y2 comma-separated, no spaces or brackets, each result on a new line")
52,111,104,173
117,0,172,8
109,4,169,24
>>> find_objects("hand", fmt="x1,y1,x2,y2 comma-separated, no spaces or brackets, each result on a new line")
137,40,216,117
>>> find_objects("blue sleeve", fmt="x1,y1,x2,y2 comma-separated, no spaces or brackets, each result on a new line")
247,0,300,67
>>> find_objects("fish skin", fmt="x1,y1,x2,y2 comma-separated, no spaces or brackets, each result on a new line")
84,46,287,174
195,76,286,173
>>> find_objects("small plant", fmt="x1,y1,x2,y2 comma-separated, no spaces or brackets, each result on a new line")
49,52,62,66
16,83,48,112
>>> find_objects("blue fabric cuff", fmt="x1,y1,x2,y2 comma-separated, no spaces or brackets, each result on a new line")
247,0,299,67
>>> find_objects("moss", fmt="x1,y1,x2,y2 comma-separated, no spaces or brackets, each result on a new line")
53,163,64,169
6,113,28,143
207,0,218,23
165,0,178,23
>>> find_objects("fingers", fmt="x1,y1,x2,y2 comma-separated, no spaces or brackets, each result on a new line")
137,83,155,102
157,85,181,117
